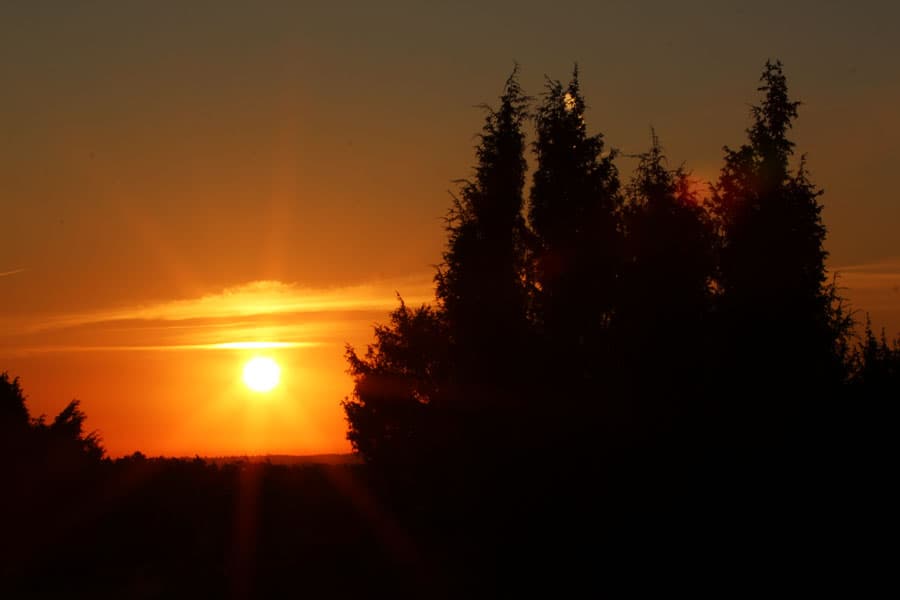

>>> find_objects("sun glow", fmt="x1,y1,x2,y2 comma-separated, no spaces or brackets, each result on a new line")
242,356,281,392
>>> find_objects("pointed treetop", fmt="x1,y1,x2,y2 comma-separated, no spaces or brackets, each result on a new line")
563,64,586,117
568,63,580,95
481,65,528,141
627,129,677,208
749,59,801,180
475,64,528,170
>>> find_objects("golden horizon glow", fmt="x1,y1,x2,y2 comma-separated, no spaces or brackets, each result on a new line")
242,357,281,393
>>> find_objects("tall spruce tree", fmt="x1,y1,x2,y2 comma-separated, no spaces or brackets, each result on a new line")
712,61,847,441
344,69,531,471
529,67,621,385
436,68,530,391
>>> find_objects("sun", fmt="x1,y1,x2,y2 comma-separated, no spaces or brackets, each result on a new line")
243,357,281,392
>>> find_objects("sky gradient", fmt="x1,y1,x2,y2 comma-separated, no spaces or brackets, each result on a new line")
2,1,899,456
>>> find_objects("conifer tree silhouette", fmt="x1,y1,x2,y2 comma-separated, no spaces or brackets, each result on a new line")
712,60,849,443
1,372,104,464
851,315,900,398
1,372,30,432
618,133,715,439
45,399,105,462
435,67,531,391
1,373,32,463
343,300,448,471
529,67,621,388
344,69,531,471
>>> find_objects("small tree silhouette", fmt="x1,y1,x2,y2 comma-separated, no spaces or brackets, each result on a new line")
851,315,900,397
343,299,448,470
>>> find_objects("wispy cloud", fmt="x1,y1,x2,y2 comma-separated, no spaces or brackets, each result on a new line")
0,268,26,278
833,259,900,300
35,276,435,332
1,275,435,355
832,258,900,334
835,257,900,274
14,341,322,354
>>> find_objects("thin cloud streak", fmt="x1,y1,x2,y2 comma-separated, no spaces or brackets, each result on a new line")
835,257,900,275
12,341,323,355
0,275,434,357
833,258,900,298
0,268,26,278
832,258,900,334
32,276,435,333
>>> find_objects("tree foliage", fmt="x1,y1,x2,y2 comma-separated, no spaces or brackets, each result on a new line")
1,371,105,470
435,67,531,387
851,316,900,397
529,67,621,361
343,59,889,488
1,372,30,433
345,70,537,473
342,300,448,469
616,133,716,436
711,61,851,446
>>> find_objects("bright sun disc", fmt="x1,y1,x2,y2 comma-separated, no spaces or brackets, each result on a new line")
243,357,281,392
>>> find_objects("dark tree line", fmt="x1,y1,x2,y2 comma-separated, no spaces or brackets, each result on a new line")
343,61,898,549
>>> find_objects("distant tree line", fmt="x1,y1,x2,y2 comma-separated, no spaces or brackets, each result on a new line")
1,373,433,596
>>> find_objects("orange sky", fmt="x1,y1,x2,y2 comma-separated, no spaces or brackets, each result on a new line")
2,1,899,456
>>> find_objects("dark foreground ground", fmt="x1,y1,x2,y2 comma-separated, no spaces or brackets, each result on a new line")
2,439,889,598
5,457,421,598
